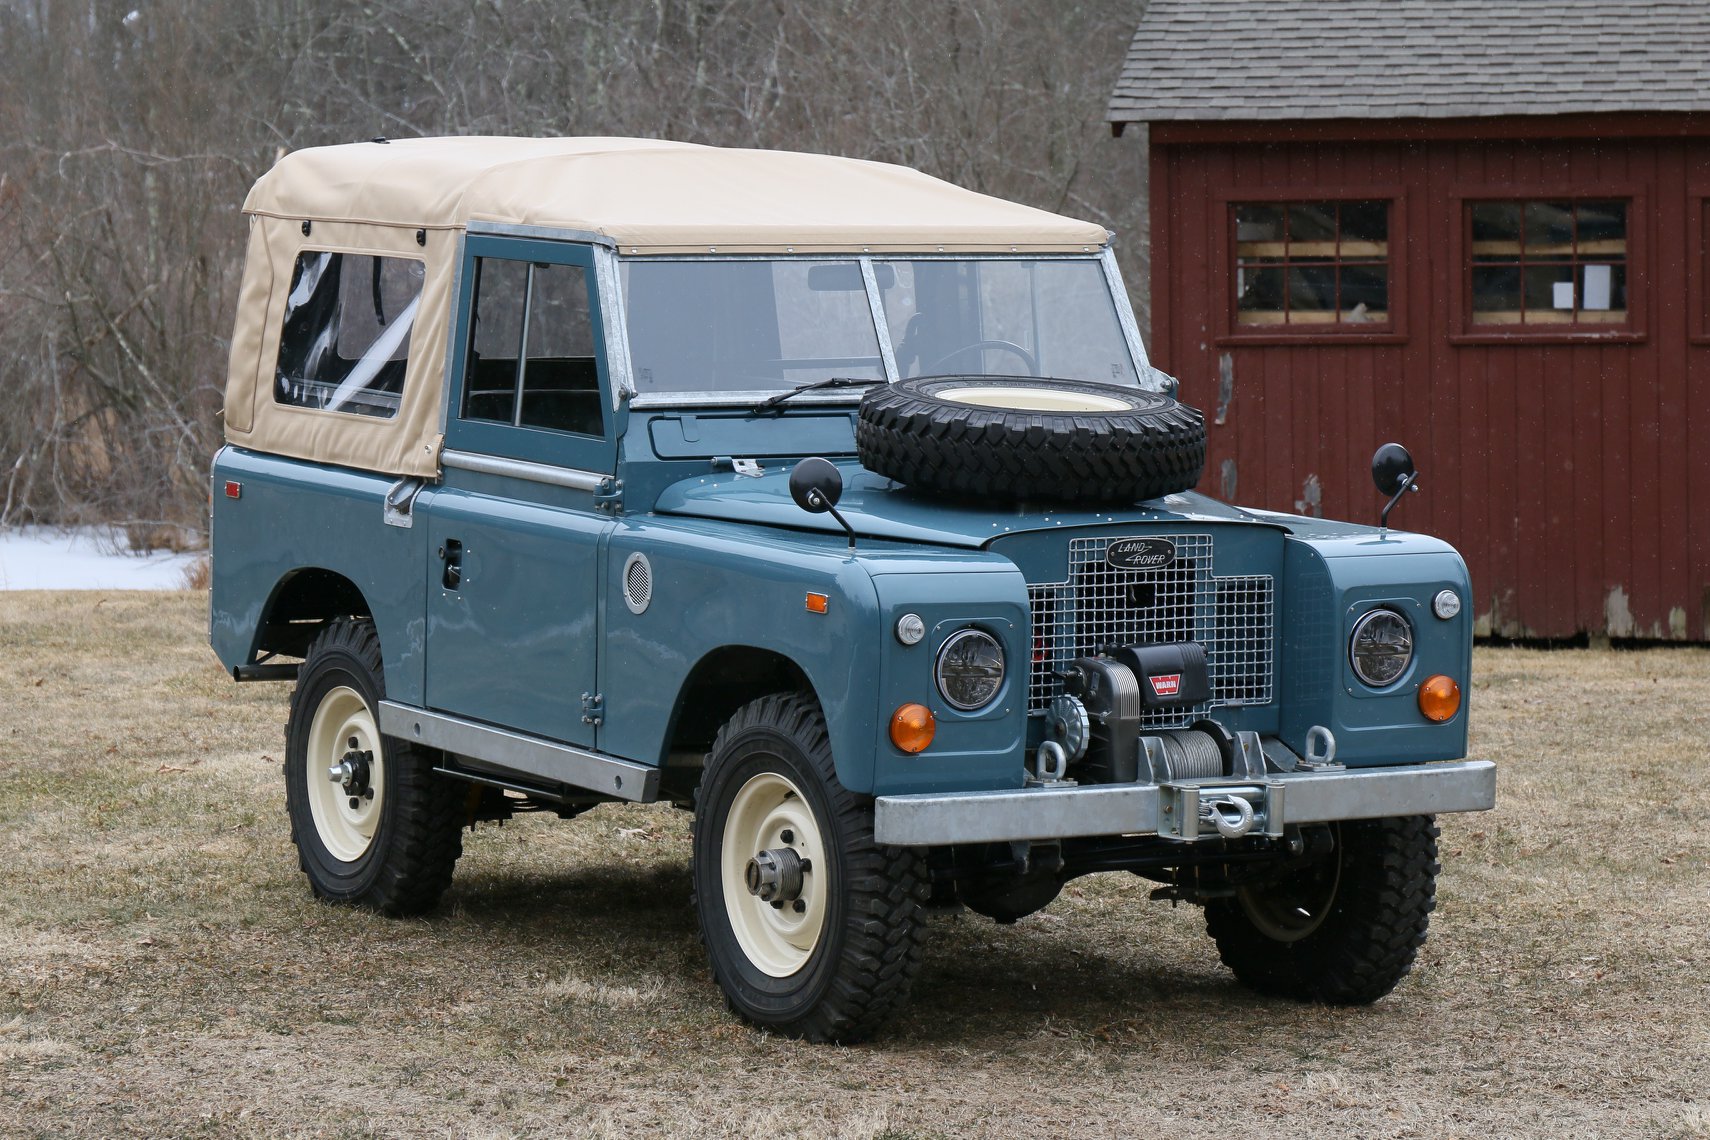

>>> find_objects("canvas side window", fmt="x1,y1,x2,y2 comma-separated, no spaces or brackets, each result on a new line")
273,252,423,419
1233,200,1390,328
1468,199,1628,328
463,258,604,437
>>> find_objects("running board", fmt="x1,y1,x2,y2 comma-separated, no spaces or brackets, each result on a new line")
377,701,659,803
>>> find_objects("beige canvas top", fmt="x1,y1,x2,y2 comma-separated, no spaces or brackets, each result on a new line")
242,136,1111,254
225,137,1111,478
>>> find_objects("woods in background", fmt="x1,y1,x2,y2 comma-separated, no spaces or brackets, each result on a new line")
0,0,1147,532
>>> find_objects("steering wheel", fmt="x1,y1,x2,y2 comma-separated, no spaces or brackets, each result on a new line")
927,339,1038,375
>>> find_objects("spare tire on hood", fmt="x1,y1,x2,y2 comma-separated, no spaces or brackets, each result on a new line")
856,376,1206,505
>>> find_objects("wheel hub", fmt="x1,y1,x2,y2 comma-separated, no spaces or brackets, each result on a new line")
328,742,374,798
746,847,810,904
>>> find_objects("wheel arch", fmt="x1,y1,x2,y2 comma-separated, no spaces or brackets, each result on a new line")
662,645,816,771
253,567,374,660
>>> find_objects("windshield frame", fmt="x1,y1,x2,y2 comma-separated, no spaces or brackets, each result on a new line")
611,248,1158,410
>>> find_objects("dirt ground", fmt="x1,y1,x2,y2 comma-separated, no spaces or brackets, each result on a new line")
2,592,1707,1139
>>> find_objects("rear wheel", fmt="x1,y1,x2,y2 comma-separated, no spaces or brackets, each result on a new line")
1204,815,1440,1003
692,693,927,1042
284,619,464,916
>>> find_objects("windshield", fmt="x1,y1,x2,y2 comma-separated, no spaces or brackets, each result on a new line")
622,256,1140,397
623,259,885,395
882,259,1137,384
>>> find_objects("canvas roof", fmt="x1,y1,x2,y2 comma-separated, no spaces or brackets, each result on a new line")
1108,0,1710,124
244,136,1110,253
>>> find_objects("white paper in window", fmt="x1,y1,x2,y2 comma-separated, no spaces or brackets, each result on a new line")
1553,281,1575,310
1582,264,1613,310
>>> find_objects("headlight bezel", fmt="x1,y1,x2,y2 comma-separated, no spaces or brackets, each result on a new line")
1348,607,1415,689
934,627,1007,711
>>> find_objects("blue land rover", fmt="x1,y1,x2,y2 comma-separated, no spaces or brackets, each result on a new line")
210,136,1494,1042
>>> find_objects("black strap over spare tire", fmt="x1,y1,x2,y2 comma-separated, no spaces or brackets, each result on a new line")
856,376,1206,505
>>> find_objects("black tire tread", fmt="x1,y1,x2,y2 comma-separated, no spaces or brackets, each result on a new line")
285,618,464,917
856,376,1206,504
692,692,928,1043
1204,815,1440,1004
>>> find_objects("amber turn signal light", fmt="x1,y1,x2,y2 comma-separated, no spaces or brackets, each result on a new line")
1418,675,1461,722
890,703,936,754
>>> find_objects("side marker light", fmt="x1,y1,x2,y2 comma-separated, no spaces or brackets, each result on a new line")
1419,675,1461,723
805,592,828,614
224,481,242,499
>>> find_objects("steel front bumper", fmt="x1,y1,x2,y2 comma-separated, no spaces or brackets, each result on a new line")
872,759,1495,846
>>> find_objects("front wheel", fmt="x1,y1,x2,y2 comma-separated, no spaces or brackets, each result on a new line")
1204,815,1441,1004
692,693,927,1042
284,619,465,916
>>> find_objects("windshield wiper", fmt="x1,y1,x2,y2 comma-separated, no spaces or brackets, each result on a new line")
752,377,885,415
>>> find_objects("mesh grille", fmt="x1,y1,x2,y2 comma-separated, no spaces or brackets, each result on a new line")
623,553,653,615
1026,535,1274,727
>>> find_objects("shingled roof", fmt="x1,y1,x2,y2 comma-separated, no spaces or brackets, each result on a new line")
1108,0,1710,123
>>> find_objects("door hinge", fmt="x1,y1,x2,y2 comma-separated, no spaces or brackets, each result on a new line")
594,477,624,514
580,692,605,726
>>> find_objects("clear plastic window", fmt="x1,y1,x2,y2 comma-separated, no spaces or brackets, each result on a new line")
274,252,423,419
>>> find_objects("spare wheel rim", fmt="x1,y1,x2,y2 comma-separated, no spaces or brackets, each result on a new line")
722,771,828,977
932,384,1133,413
306,685,386,863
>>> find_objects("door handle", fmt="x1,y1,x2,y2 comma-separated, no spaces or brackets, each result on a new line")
439,539,463,590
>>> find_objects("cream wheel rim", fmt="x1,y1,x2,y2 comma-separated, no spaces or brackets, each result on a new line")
935,385,1133,413
305,685,385,863
721,771,828,977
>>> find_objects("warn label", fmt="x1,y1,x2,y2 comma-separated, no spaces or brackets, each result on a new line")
1149,673,1182,699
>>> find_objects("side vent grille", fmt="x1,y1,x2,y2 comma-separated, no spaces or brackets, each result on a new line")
622,552,653,615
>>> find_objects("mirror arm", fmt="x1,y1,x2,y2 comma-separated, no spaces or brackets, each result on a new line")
1379,471,1419,530
810,491,858,550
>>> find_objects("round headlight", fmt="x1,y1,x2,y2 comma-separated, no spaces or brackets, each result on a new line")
1349,609,1414,688
935,628,1006,711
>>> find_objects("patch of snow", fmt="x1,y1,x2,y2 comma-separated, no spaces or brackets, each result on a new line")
0,527,202,590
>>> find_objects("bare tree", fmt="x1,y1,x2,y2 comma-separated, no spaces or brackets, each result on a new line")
0,0,1148,534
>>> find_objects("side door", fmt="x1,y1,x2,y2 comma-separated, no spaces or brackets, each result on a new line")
419,237,619,748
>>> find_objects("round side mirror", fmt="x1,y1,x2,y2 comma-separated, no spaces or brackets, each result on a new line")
1371,443,1416,496
789,457,843,514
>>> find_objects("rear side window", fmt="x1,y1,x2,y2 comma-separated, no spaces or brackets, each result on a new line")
274,252,424,419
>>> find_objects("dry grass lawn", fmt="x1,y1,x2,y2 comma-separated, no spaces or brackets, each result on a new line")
2,592,1707,1138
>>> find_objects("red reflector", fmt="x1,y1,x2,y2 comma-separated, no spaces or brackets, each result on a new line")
224,481,242,499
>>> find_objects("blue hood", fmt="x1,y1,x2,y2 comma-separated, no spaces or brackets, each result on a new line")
653,462,1279,549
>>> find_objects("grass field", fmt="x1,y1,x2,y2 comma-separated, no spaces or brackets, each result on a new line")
2,592,1707,1139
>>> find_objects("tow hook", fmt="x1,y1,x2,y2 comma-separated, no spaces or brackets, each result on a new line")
1202,795,1255,839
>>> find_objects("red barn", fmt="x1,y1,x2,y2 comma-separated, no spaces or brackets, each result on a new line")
1108,0,1710,641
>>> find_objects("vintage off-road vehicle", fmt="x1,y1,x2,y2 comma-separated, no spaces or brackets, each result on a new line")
211,137,1494,1042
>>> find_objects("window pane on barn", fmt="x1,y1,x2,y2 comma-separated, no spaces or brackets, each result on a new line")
1234,200,1389,328
1467,198,1628,328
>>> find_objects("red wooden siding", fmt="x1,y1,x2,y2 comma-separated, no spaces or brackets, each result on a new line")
1149,128,1710,640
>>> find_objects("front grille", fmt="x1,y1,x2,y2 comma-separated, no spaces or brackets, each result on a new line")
1026,534,1275,727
